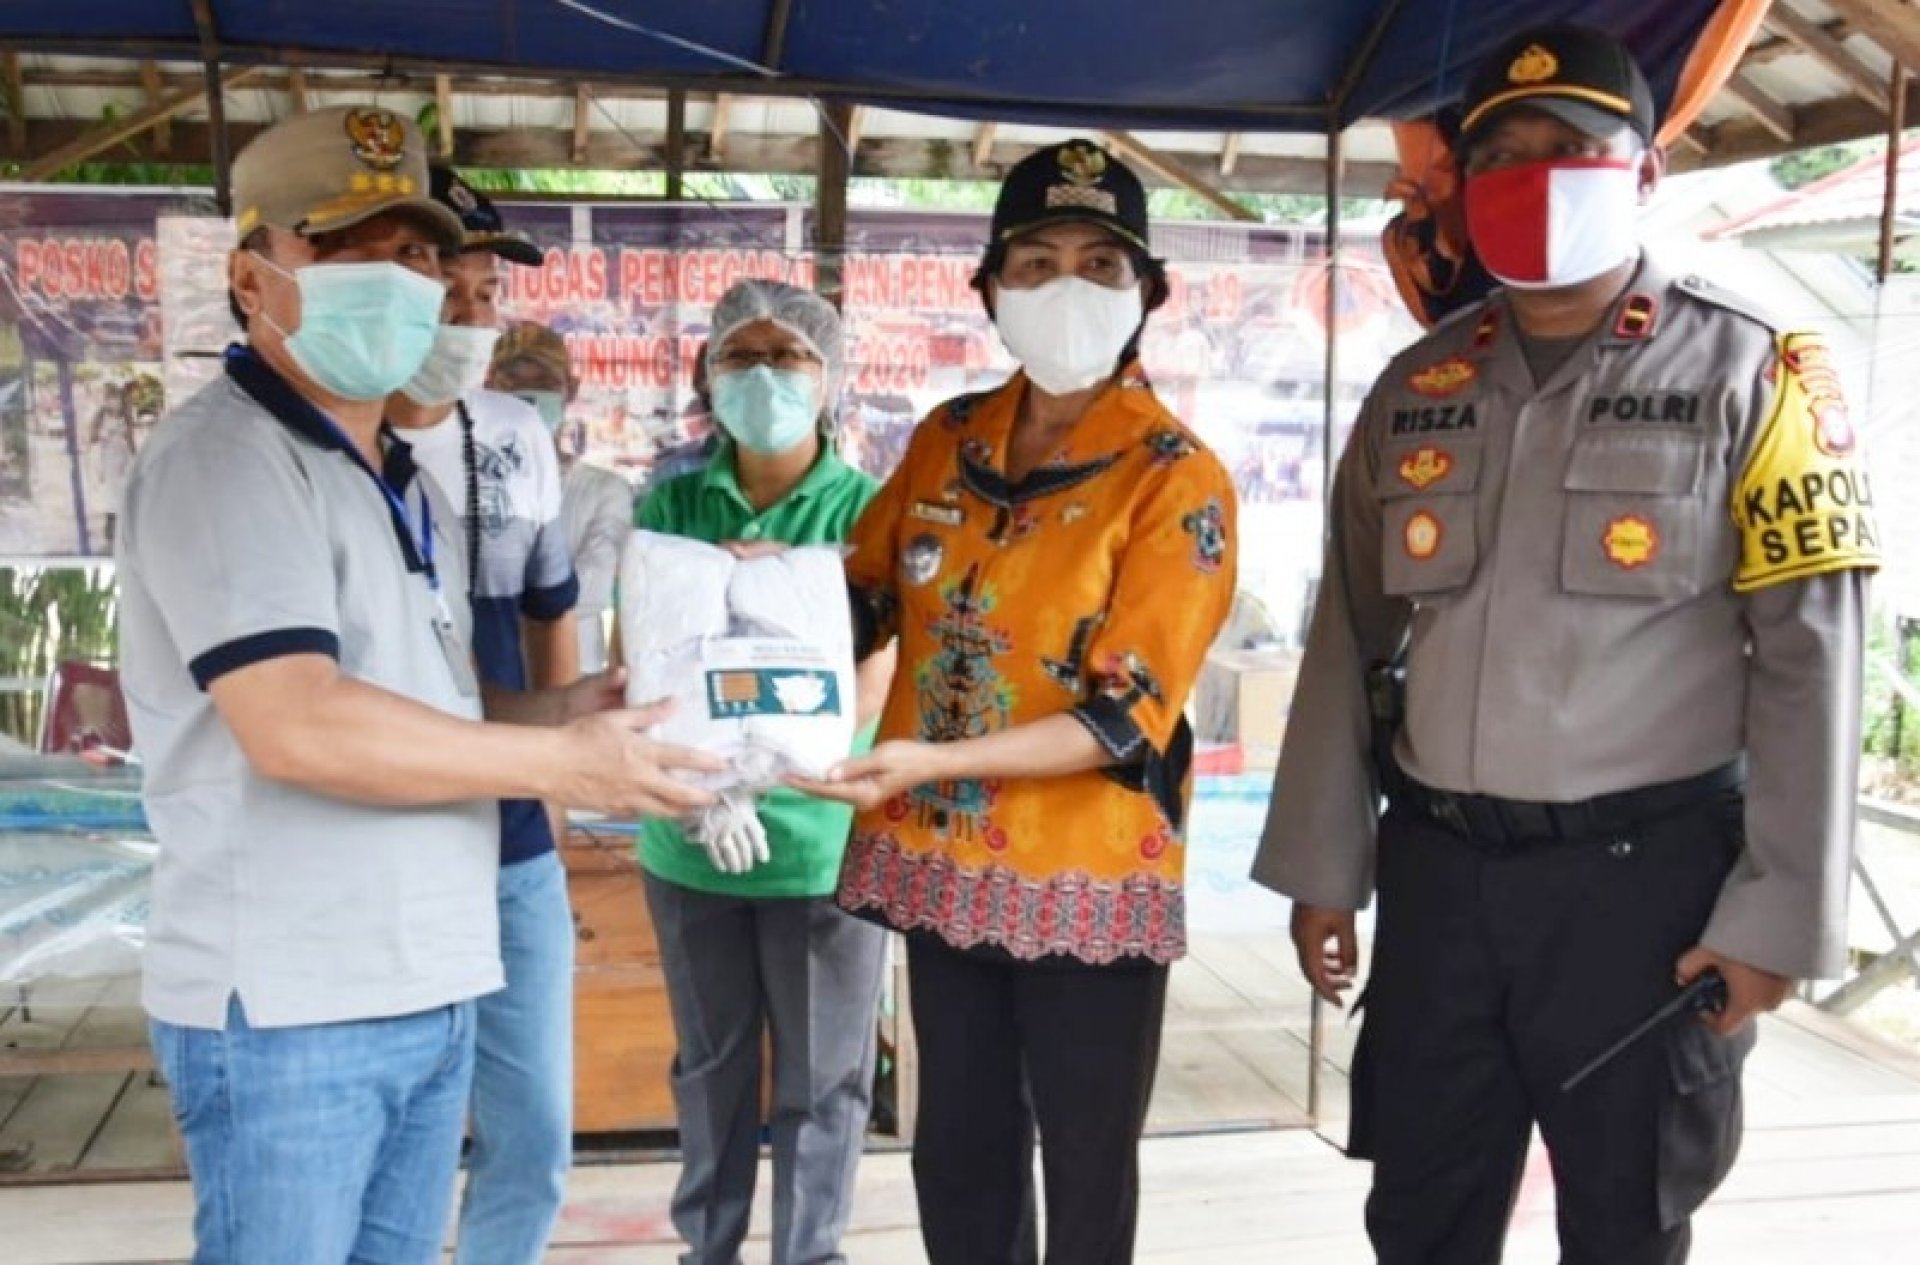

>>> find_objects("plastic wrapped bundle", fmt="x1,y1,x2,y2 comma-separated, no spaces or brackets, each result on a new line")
619,530,856,789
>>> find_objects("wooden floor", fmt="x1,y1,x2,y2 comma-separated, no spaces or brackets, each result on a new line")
0,933,1329,1182
6,935,1920,1261
5,996,1920,1263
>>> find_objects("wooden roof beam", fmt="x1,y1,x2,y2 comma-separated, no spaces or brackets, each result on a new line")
843,104,865,155
21,64,256,180
709,92,732,162
572,83,591,165
1220,132,1243,177
1723,71,1797,144
3,53,26,157
434,74,454,157
1676,77,1920,169
286,66,309,113
971,122,997,170
1824,0,1920,74
141,61,172,157
1102,129,1257,221
1768,4,1891,112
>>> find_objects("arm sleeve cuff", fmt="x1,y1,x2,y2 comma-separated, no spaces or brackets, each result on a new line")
189,627,339,690
1071,695,1149,763
520,574,580,622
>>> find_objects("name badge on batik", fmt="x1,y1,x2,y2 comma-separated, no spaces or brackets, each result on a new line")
909,499,964,527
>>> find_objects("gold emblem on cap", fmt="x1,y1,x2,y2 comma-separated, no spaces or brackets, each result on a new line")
344,108,407,172
1057,142,1108,187
1508,44,1559,85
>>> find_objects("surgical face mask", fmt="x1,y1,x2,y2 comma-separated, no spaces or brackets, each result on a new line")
993,276,1144,396
510,389,568,433
710,365,820,454
400,324,502,406
1464,157,1642,290
255,257,446,401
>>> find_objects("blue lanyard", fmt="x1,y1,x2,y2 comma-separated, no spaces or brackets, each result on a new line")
325,415,441,595
223,346,439,592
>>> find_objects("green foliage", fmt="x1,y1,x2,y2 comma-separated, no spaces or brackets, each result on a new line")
1771,139,1882,192
1862,613,1920,770
0,566,119,746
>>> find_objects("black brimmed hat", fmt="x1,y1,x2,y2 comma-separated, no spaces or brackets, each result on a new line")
430,165,544,266
989,139,1150,252
1459,24,1657,151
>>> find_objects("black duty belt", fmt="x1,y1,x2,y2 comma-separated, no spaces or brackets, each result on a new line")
1399,761,1744,850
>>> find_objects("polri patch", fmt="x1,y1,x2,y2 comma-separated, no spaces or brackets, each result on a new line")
1397,446,1454,491
1409,356,1477,398
1602,515,1659,569
1404,510,1443,561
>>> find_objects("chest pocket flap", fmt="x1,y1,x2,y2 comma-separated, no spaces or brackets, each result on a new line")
1562,431,1706,599
1377,441,1483,598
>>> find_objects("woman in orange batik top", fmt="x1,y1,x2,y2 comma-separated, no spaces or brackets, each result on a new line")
795,138,1237,1265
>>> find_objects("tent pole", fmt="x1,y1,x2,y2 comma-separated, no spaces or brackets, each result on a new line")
815,100,853,305
1305,120,1347,1132
1878,66,1908,284
188,0,232,215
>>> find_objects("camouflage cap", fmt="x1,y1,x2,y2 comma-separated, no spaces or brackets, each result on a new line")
491,321,572,382
231,105,464,250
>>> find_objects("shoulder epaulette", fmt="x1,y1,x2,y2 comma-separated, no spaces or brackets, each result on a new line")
1673,274,1778,332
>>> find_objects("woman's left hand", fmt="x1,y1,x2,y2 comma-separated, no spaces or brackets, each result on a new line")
787,740,946,810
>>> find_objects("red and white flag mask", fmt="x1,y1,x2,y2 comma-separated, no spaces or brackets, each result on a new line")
1464,157,1640,290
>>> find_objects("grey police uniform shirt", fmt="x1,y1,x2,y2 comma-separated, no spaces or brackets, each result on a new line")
1251,254,1875,981
118,368,503,1029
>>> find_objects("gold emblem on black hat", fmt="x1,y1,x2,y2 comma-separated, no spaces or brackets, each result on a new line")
1058,142,1108,187
1508,44,1560,85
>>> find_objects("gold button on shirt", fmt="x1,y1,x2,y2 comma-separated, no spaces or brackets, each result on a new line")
837,366,1237,964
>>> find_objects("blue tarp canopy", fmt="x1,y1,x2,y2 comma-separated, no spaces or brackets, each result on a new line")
1,0,1720,133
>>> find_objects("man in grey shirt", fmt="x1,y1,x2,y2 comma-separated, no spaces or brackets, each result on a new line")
118,106,717,1265
1252,25,1876,1265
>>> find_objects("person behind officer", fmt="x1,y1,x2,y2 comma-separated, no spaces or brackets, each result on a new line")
1252,25,1876,1264
118,106,719,1265
489,320,636,675
386,169,580,1265
798,139,1236,1265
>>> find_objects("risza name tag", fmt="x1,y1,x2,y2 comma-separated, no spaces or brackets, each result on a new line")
908,500,964,526
431,598,481,697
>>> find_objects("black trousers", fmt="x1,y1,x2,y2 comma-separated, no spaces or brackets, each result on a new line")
1352,791,1754,1265
905,932,1169,1265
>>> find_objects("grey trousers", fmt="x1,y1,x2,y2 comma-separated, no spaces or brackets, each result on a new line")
644,874,889,1265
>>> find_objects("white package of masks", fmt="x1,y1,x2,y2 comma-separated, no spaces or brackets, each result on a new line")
619,530,856,789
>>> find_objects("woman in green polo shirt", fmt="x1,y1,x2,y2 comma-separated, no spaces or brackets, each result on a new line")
634,279,893,1265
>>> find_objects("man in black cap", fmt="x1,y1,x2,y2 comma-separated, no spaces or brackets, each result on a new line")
387,166,582,1265
1254,23,1875,1263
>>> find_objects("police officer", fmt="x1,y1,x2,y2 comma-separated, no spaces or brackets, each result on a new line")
1252,24,1877,1264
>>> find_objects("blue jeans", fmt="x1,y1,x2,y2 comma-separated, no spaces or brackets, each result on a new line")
455,848,577,1265
149,995,476,1265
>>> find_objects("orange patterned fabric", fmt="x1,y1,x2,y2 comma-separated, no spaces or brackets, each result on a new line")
836,366,1237,964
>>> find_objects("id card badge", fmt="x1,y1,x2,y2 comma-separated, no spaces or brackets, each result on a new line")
432,595,481,697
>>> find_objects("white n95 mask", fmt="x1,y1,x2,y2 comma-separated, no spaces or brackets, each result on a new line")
993,276,1144,396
